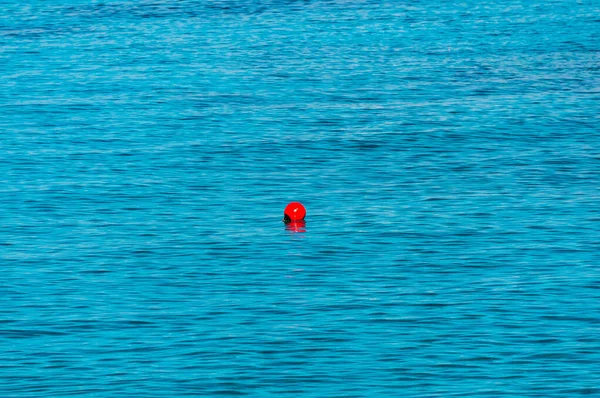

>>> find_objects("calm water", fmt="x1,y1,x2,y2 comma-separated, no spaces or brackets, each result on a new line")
1,0,600,396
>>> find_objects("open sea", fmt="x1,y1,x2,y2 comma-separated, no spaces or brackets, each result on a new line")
1,0,600,396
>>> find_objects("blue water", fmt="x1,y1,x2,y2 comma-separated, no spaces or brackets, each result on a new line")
2,0,600,396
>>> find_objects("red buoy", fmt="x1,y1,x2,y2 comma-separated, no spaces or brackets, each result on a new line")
283,202,306,223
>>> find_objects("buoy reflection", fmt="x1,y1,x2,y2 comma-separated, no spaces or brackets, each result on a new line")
285,220,306,233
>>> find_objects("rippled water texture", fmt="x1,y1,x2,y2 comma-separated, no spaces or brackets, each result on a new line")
1,0,600,396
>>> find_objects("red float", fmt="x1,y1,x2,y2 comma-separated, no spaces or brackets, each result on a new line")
283,202,306,223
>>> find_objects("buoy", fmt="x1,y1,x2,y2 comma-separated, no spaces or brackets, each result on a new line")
283,202,306,223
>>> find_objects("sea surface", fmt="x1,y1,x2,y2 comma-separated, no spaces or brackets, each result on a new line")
1,0,599,396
